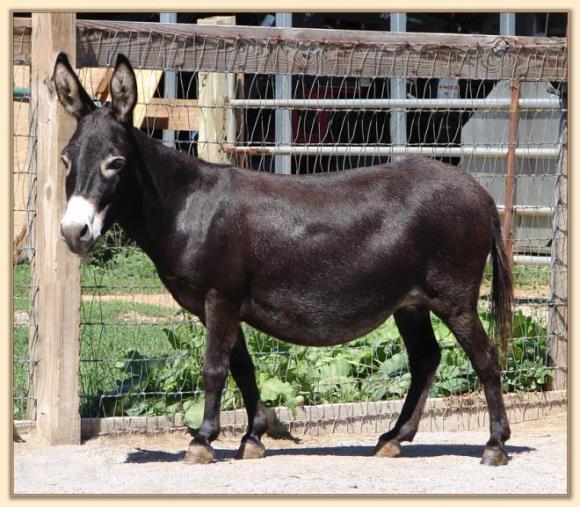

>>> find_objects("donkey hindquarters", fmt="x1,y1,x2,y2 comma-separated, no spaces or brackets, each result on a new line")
180,159,513,466
375,211,512,466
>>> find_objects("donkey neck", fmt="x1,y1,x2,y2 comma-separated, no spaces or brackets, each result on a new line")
117,128,229,264
130,128,198,202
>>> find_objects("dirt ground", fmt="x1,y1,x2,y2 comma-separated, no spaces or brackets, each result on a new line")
12,412,567,496
82,292,180,308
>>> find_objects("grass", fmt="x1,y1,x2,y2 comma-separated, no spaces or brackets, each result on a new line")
13,296,185,419
482,263,550,293
13,264,31,312
12,247,163,307
81,247,164,295
79,299,187,416
12,247,168,417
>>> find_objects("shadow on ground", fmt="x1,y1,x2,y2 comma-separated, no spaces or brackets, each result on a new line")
125,443,535,464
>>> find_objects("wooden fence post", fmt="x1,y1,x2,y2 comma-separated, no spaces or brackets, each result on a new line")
197,16,235,164
31,13,81,444
548,118,568,392
502,80,520,269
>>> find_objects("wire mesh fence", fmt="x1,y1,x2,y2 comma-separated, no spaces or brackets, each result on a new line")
12,17,567,434
12,61,38,421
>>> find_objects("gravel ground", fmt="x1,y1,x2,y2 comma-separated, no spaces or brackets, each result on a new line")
13,412,567,495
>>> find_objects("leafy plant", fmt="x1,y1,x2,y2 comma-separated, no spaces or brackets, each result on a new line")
88,308,553,430
97,317,205,418
86,226,133,267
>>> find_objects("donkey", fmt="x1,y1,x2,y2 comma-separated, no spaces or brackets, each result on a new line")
54,53,513,466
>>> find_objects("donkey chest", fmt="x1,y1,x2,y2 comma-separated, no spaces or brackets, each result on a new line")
158,271,208,318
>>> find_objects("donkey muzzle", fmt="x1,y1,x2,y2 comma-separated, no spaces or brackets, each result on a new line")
59,195,106,255
60,220,94,255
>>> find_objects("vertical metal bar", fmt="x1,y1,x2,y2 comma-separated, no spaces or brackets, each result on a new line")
160,12,177,148
500,13,516,36
390,13,407,162
503,80,520,268
275,12,292,174
227,73,236,146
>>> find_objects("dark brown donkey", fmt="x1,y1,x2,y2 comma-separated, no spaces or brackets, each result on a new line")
54,53,513,466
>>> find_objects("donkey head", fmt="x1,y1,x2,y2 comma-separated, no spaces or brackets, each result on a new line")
53,52,138,255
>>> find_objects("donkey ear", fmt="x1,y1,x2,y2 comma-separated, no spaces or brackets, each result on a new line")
109,54,137,124
53,52,96,119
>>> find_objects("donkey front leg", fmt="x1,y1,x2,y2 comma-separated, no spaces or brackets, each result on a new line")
184,290,240,464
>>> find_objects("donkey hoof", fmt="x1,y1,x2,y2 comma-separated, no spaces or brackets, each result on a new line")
184,443,215,464
480,447,508,466
235,439,266,460
374,439,401,458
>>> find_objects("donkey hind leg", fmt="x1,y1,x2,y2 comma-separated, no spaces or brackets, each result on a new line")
184,294,239,464
229,327,269,459
434,303,511,466
374,306,441,458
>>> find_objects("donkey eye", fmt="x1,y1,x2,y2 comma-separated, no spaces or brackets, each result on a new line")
108,157,125,171
101,156,126,178
60,154,72,174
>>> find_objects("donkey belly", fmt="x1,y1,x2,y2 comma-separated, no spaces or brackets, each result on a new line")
240,285,418,346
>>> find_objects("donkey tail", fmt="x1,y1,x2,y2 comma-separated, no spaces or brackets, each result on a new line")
490,212,513,361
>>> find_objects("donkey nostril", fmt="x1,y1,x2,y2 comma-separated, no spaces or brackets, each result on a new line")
80,224,90,240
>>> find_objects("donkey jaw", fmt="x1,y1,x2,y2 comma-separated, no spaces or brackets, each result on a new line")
63,236,95,257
